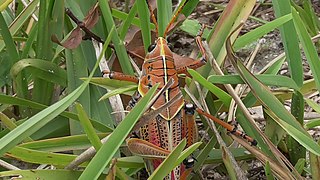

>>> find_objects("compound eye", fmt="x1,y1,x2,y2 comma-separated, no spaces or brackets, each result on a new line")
148,44,156,52
168,43,174,51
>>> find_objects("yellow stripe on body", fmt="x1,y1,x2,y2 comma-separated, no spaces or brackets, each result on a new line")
159,37,173,151
159,38,170,119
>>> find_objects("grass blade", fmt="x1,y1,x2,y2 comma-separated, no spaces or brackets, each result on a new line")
292,8,320,92
0,81,90,156
0,12,19,62
76,103,102,150
234,14,292,51
149,139,186,179
10,59,67,87
188,69,231,107
78,84,158,180
0,94,112,132
136,0,151,52
98,0,134,75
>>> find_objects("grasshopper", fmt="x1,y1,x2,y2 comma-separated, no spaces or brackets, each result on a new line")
103,1,256,179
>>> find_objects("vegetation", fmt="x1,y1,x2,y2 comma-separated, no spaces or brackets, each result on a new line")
0,0,320,179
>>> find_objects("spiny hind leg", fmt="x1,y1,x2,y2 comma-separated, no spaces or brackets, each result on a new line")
195,107,257,145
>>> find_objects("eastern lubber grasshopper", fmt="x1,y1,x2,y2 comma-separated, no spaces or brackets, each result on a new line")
101,1,257,179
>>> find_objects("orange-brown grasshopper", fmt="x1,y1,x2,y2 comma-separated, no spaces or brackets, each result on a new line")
102,1,256,179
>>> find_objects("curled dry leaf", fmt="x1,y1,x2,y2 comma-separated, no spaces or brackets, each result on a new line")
84,3,100,29
53,26,83,49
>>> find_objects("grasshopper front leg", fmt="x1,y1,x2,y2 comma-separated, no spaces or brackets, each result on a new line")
102,70,139,83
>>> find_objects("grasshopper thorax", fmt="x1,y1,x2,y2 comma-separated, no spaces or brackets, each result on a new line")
138,37,184,120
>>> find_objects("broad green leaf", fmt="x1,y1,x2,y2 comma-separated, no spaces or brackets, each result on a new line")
179,19,210,37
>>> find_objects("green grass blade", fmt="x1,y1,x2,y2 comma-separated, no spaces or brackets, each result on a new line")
188,69,231,107
227,36,320,155
19,133,107,152
7,146,81,168
233,58,307,133
264,161,275,180
149,139,186,180
99,85,137,101
309,140,320,180
294,158,305,174
207,74,299,90
0,169,106,180
305,98,320,114
265,109,320,156
175,142,202,167
98,0,133,75
157,0,172,36
0,113,33,142
208,0,256,62
0,18,108,155
0,0,39,51
78,84,158,180
272,3,304,165
192,136,217,174
292,8,320,92
0,0,12,11
304,118,320,130
233,14,292,51
118,2,138,40
0,81,90,156
88,77,138,90
221,146,237,180
136,0,151,52
76,103,102,150
10,59,67,87
0,94,112,132
181,0,199,17
0,12,19,62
